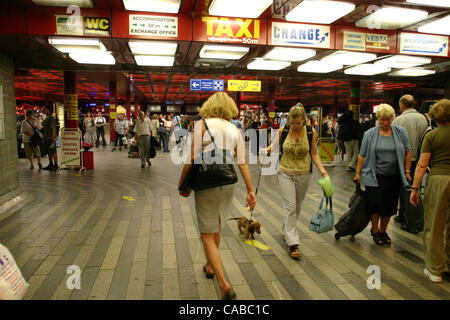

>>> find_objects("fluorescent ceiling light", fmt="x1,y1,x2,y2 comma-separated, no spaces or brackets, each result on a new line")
135,55,175,66
344,64,391,76
418,15,450,35
321,51,377,66
356,7,428,30
128,41,177,55
123,0,181,13
406,0,450,8
374,55,431,68
247,59,291,70
297,60,343,73
263,47,316,62
286,0,355,24
388,67,436,77
199,45,249,60
49,37,107,53
209,0,273,19
32,0,93,7
69,52,115,65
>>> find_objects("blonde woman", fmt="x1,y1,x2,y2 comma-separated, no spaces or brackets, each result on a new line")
354,104,412,246
84,111,95,144
263,104,329,259
410,99,450,283
178,92,256,300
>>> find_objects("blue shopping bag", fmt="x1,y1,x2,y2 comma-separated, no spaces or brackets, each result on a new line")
310,197,334,233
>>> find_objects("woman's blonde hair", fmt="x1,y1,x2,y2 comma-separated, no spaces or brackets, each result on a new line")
152,114,158,120
289,103,307,122
428,99,450,124
199,92,239,120
376,103,395,120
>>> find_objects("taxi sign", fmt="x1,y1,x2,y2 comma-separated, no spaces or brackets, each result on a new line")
228,80,261,92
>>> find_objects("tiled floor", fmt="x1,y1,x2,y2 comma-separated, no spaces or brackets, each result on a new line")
1,142,449,300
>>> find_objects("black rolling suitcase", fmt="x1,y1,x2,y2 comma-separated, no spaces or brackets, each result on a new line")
402,186,424,234
334,185,370,240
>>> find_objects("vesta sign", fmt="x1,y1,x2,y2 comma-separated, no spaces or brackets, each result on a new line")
194,17,266,45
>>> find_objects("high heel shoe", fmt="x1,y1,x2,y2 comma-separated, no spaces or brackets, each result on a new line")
203,264,214,279
221,288,236,300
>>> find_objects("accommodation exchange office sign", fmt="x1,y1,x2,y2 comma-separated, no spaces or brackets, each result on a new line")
129,15,178,37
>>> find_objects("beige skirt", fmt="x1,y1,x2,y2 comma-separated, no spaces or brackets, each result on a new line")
194,184,236,234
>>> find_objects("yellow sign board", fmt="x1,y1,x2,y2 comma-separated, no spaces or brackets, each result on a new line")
228,80,261,92
319,141,336,162
269,112,275,118
64,94,77,107
110,112,117,120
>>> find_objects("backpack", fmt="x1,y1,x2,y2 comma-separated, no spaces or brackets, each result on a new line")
279,124,313,173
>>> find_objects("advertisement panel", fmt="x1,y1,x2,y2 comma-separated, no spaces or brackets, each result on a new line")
193,16,267,45
269,21,332,49
61,129,81,167
399,32,449,57
228,80,261,92
336,26,396,53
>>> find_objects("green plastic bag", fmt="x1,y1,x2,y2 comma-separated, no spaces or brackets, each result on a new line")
317,175,334,198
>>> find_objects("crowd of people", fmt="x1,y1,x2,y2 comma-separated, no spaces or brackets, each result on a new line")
17,93,449,297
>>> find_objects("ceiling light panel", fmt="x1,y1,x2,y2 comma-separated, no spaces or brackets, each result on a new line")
49,37,107,53
406,0,450,8
135,55,175,66
123,0,181,14
247,59,291,70
297,60,343,73
418,15,450,35
199,45,249,60
356,7,428,30
388,67,436,77
69,52,115,65
374,55,431,68
321,51,377,66
344,64,391,76
286,0,355,24
128,41,177,55
32,0,93,7
208,0,273,19
264,47,316,62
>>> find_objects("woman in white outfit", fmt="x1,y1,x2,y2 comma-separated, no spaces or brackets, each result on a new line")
178,92,256,300
264,104,329,259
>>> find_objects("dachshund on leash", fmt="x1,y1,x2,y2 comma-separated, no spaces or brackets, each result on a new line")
229,217,261,240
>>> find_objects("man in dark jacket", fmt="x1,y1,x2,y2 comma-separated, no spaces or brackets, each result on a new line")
338,110,361,172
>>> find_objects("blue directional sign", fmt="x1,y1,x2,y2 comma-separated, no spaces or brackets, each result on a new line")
190,79,224,91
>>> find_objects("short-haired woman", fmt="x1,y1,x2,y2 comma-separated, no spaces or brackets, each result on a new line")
354,104,412,246
178,92,256,300
21,110,43,169
263,104,329,259
410,99,450,283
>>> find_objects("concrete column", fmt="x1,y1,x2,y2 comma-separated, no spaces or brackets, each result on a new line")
0,55,20,206
63,71,78,129
349,80,360,120
268,84,275,120
109,81,117,144
126,91,131,120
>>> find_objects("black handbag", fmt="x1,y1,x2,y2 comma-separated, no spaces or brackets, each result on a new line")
179,119,237,193
28,120,43,146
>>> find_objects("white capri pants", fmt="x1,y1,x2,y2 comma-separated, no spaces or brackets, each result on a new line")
278,171,311,246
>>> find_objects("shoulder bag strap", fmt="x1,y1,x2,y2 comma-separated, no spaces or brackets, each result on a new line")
26,120,37,134
202,119,219,150
306,125,313,172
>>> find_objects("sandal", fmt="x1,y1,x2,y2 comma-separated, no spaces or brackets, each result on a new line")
288,245,302,259
372,232,384,246
203,264,214,279
222,288,236,300
380,232,391,245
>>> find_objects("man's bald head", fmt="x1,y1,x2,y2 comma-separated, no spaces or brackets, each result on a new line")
399,94,415,111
